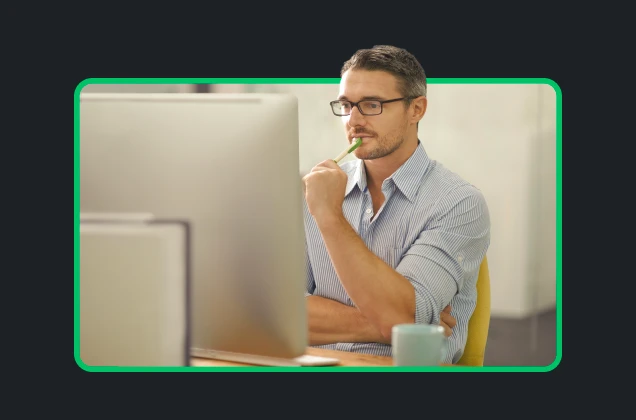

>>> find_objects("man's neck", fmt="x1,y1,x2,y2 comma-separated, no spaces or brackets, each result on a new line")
364,137,419,190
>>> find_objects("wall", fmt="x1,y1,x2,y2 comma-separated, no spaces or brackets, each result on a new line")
534,85,557,315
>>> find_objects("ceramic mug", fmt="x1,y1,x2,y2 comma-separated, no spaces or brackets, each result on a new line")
392,324,447,366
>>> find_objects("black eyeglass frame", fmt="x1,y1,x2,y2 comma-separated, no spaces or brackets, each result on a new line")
329,96,417,116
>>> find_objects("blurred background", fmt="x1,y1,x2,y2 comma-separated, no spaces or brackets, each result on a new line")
80,82,559,366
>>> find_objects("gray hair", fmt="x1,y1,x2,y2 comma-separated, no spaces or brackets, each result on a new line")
341,45,427,103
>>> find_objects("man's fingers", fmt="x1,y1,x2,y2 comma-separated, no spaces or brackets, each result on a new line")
440,311,457,328
315,159,341,170
309,165,335,174
442,305,452,313
307,165,337,178
440,322,452,338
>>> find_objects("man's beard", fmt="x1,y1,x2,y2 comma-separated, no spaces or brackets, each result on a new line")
357,132,406,160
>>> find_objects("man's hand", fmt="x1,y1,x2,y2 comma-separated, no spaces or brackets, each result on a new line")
302,160,348,222
440,305,457,337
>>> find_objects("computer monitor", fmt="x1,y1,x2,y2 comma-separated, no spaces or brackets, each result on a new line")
79,214,190,367
79,92,309,366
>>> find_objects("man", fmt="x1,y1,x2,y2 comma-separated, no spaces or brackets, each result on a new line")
302,45,491,364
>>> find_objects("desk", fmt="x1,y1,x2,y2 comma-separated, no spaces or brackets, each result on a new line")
191,347,453,367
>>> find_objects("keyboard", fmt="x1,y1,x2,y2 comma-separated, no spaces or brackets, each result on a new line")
292,354,340,366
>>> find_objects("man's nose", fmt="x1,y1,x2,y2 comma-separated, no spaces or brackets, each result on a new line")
347,105,367,127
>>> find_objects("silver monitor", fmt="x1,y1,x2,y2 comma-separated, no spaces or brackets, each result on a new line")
79,92,309,365
79,214,190,367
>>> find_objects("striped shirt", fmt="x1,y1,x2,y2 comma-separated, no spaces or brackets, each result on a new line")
303,142,491,364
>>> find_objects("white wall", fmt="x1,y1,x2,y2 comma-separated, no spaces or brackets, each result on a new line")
80,82,558,318
534,85,557,315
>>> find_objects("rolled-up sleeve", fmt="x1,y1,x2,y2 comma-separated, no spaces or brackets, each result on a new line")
396,185,491,325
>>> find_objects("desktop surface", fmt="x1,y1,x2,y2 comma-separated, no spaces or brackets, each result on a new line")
191,347,395,367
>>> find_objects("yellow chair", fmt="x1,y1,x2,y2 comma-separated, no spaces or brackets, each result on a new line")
457,256,491,367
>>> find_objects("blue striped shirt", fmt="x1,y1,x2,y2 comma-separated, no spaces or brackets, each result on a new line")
303,142,491,364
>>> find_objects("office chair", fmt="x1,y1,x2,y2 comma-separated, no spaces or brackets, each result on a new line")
457,256,491,367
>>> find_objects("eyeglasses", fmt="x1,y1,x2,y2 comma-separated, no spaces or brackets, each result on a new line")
330,97,414,116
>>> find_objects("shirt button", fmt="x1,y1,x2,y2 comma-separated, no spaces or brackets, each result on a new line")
365,209,372,214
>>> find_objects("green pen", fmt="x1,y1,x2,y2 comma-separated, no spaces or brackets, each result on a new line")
333,138,363,164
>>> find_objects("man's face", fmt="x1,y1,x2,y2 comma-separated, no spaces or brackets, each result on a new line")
338,69,411,160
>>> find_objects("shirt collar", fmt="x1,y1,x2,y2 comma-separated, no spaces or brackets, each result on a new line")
345,160,367,196
345,141,430,203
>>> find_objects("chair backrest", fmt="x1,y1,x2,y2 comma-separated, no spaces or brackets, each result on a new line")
457,256,491,366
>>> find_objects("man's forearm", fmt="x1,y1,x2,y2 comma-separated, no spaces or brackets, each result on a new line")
315,213,416,339
307,295,389,346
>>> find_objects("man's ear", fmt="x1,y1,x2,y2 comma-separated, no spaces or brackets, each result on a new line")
410,96,427,123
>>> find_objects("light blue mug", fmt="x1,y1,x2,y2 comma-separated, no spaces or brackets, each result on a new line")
392,324,448,366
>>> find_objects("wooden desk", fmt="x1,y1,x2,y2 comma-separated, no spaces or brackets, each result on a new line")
191,347,453,367
192,347,391,367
